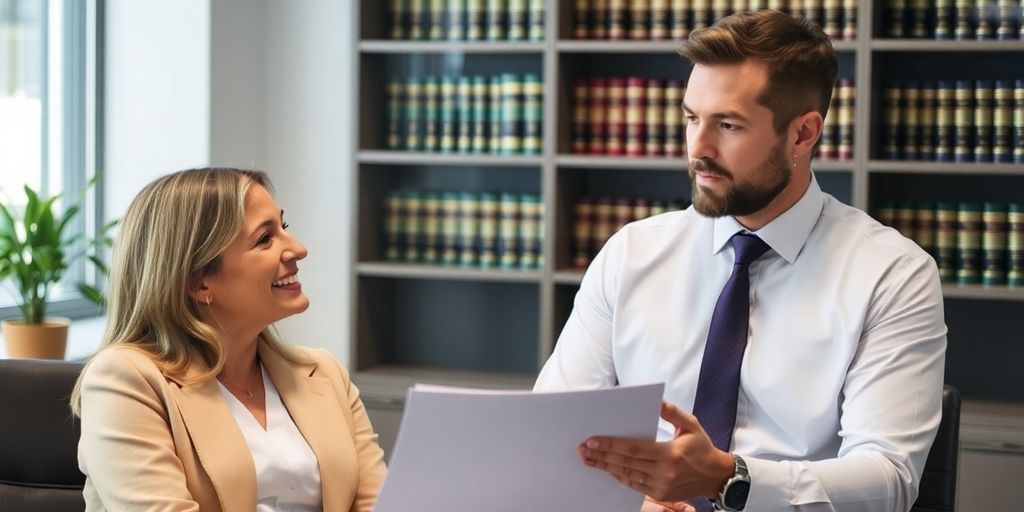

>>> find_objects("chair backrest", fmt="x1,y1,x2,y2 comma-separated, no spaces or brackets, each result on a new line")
0,359,86,512
911,385,962,512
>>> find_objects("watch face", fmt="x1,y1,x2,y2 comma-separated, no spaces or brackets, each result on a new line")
724,480,751,509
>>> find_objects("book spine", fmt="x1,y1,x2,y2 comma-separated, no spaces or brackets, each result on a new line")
974,80,994,162
823,0,841,39
894,201,916,239
429,0,446,40
457,76,474,152
448,0,466,40
818,84,839,160
916,83,935,160
471,76,489,153
692,0,711,30
882,83,902,160
440,76,457,153
391,0,408,39
837,78,855,161
954,0,974,40
591,198,614,254
1009,202,1024,286
956,202,982,284
384,191,403,261
887,0,906,38
508,0,527,41
477,192,499,268
489,76,504,153
993,80,1013,163
518,195,542,269
528,0,545,40
404,77,423,150
649,199,668,217
1014,80,1024,163
982,201,1007,285
876,200,896,228
901,82,920,160
748,0,767,9
625,77,647,157
612,198,633,234
401,190,423,263
953,80,974,162
573,197,594,269
935,0,954,39
573,79,589,154
803,0,822,27
421,192,442,264
711,0,730,24
665,80,684,157
841,0,857,39
767,0,787,13
935,81,955,161
633,197,652,222
996,0,1017,40
458,192,480,267
910,0,929,38
423,76,440,152
975,0,994,40
486,0,507,41
631,0,651,40
671,0,691,40
651,0,670,40
935,202,958,282
522,73,542,155
588,78,608,154
593,0,609,39
387,80,404,150
497,193,520,269
575,0,592,38
467,0,485,40
606,78,627,156
501,73,524,154
646,79,665,156
409,0,427,40
440,192,461,265
609,0,627,39
913,202,936,255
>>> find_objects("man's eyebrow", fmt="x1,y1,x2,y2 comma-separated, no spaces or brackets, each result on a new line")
680,102,750,122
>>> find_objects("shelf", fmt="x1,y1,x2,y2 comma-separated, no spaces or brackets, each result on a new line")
961,399,1024,454
941,284,1024,302
357,262,543,283
358,150,544,167
354,365,537,400
555,154,854,172
872,40,1024,52
359,40,545,53
556,39,856,53
553,270,585,285
868,160,1024,175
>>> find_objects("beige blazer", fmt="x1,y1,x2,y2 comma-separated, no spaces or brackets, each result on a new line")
77,342,387,512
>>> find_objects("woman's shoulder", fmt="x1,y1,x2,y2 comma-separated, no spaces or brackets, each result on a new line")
84,344,165,382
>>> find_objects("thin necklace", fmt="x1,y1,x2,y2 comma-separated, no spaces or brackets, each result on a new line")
221,365,261,400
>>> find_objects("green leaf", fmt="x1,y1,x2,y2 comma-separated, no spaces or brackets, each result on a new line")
77,282,106,307
87,254,109,275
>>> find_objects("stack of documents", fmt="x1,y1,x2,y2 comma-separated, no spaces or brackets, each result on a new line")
373,382,664,512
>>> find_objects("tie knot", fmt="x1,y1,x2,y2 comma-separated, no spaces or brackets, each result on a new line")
731,234,771,267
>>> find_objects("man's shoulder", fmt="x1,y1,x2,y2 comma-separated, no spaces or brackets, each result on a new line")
818,195,932,263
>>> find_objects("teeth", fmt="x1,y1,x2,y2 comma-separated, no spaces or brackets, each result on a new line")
272,274,298,287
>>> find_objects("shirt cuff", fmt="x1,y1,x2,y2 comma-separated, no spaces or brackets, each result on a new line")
743,455,830,510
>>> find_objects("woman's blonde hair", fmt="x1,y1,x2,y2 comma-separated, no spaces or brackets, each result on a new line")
71,167,306,415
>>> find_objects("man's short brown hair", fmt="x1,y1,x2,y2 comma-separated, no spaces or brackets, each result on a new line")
679,10,838,135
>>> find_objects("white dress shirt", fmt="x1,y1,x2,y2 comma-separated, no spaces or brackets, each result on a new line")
219,365,323,512
535,175,947,512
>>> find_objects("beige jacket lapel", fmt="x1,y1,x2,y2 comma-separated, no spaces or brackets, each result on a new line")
168,368,257,512
259,342,356,512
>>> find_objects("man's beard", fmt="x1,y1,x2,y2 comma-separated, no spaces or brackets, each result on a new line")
688,141,792,218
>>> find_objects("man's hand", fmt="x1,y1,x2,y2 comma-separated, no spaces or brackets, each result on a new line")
641,496,696,512
578,401,735,503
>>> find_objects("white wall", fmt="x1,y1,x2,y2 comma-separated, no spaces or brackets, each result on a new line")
104,0,356,364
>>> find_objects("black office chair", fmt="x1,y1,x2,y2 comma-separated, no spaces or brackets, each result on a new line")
911,385,962,512
0,359,86,512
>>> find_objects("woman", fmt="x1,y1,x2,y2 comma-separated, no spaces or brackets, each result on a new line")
71,168,386,511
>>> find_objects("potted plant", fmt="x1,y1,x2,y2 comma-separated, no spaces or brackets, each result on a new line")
0,178,116,359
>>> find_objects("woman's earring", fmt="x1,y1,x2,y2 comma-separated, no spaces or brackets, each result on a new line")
206,296,211,305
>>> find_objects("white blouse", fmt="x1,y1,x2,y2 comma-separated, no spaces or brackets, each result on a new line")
218,365,323,512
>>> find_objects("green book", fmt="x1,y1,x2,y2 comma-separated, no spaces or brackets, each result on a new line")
500,73,523,154
421,192,442,264
497,192,520,269
457,77,474,153
440,192,461,265
400,190,423,263
384,190,403,261
404,77,423,150
522,73,542,155
440,76,457,153
422,76,441,151
478,192,499,268
458,191,480,267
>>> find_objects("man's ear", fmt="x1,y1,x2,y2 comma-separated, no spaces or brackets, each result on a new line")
791,110,824,160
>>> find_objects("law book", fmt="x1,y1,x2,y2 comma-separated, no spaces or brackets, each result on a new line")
645,78,665,156
612,198,633,234
664,80,683,157
608,0,627,39
409,0,427,40
975,0,994,40
803,0,822,27
500,73,524,154
1014,80,1024,164
508,0,527,40
477,192,499,268
711,0,730,24
651,0,670,39
486,0,507,41
822,0,841,39
439,76,457,153
591,198,615,255
518,194,543,270
974,80,994,162
458,191,481,267
573,197,594,269
956,201,982,284
788,0,804,21
894,202,917,239
633,198,652,223
467,0,485,40
886,0,906,37
837,78,854,161
384,190,403,261
996,0,1017,40
914,202,936,256
387,80,404,150
606,78,627,156
471,76,489,153
670,0,691,40
575,0,591,38
982,202,1007,285
841,0,857,40
401,190,423,263
456,76,474,153
918,83,936,161
910,0,929,38
497,192,520,269
404,77,423,151
440,192,461,265
631,0,651,39
649,199,669,217
593,0,609,39
522,73,542,155
767,0,787,14
954,0,974,40
391,0,408,39
818,84,839,160
748,0,767,9
901,82,921,160
882,83,902,160
1008,202,1024,286
993,80,1013,163
422,76,440,152
953,80,974,162
588,78,609,154
935,202,958,282
667,199,687,211
692,0,711,30
421,192,442,264
625,77,647,157
935,81,955,162
573,79,589,154
733,0,749,16
448,0,466,40
429,0,446,40
935,0,954,39
875,201,896,228
489,76,504,153
528,0,545,40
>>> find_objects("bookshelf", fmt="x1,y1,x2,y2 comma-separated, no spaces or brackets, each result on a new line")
352,0,1024,474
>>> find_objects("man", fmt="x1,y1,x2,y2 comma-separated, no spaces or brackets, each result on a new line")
534,10,946,512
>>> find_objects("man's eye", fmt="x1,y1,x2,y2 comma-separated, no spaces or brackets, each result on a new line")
721,122,737,130
685,115,698,123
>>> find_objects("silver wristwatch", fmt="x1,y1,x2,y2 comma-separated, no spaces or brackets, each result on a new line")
713,454,751,511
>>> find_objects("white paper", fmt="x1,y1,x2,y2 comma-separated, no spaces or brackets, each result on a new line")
373,382,665,512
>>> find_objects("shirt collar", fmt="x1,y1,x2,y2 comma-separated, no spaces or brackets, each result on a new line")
711,173,826,264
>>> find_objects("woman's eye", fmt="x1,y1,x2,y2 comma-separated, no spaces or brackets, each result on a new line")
258,233,273,246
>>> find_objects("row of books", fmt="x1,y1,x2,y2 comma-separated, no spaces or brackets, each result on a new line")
572,0,858,41
876,201,1023,286
881,79,1024,163
818,78,856,161
383,189,544,270
572,196,690,268
884,0,1024,40
386,73,542,155
388,0,545,41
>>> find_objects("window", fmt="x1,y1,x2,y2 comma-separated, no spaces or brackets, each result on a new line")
0,0,102,319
